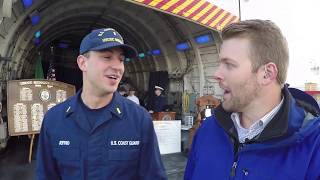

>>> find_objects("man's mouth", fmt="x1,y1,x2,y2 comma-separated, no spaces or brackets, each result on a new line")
220,84,231,100
219,83,231,95
224,89,231,95
106,74,119,80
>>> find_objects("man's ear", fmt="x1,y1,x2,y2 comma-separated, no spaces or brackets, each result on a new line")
260,62,278,84
77,55,87,72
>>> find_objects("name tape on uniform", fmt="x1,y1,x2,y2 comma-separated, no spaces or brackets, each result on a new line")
110,140,140,146
58,140,70,146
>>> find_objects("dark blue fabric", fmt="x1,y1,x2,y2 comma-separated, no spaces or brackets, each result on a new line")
78,95,110,128
36,91,167,180
288,87,320,114
79,28,137,58
184,91,320,180
148,95,166,112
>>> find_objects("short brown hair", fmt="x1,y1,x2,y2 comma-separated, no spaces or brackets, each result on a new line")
82,52,90,58
221,19,289,85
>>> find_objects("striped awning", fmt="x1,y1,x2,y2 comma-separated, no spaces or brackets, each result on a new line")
127,0,239,31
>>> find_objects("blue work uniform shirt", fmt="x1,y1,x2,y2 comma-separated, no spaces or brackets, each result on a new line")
36,90,167,180
78,95,109,129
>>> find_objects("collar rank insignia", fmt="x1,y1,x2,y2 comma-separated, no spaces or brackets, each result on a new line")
116,107,121,114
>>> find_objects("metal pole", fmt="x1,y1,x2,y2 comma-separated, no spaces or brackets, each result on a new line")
238,0,241,20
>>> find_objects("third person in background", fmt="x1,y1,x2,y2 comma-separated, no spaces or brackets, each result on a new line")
148,85,166,113
127,87,140,105
118,86,127,97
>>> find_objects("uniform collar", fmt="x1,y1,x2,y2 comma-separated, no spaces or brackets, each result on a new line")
214,85,291,143
65,89,124,119
64,90,125,134
108,92,124,119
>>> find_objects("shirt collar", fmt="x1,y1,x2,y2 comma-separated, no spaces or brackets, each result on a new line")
231,97,284,130
215,85,291,142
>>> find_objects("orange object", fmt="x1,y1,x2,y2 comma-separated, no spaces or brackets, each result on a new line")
189,95,220,148
152,112,176,121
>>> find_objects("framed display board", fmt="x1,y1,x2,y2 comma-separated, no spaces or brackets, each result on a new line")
7,79,75,136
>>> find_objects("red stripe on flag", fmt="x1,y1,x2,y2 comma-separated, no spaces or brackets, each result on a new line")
155,0,170,9
229,16,238,23
221,16,238,28
205,9,224,26
143,0,153,5
166,0,185,12
224,14,237,28
177,0,201,16
197,5,217,23
214,12,230,29
186,2,210,18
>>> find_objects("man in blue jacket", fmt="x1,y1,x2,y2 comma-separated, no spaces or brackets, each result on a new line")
184,19,320,180
36,28,167,180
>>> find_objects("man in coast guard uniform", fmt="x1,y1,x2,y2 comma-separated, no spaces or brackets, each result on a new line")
36,28,167,180
147,86,166,113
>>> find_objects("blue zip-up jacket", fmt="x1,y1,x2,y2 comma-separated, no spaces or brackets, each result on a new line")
36,91,167,180
184,86,320,180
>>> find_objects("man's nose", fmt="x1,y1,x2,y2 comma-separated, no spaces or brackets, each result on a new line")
213,67,223,81
110,57,124,70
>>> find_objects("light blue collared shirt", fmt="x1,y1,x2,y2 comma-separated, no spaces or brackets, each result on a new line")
231,98,284,143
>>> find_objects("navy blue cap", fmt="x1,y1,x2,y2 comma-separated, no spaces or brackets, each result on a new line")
79,28,137,58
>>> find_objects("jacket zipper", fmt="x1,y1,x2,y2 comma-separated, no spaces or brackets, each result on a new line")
230,142,244,178
230,161,237,177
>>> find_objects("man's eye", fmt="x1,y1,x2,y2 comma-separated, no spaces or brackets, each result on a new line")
225,62,235,69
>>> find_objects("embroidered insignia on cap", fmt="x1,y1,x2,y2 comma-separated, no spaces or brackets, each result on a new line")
98,32,104,36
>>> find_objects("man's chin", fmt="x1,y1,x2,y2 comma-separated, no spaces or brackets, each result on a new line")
222,102,233,112
100,86,117,95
